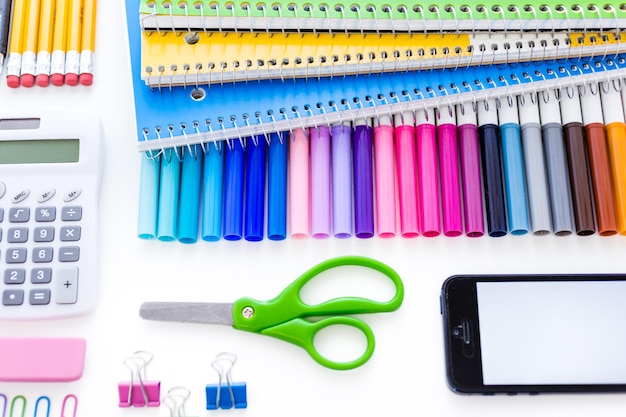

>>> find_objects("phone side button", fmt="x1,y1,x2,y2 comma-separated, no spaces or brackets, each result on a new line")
507,392,518,396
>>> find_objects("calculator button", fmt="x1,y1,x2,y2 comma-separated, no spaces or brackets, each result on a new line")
11,189,29,204
0,228,3,241
64,189,82,202
32,247,53,263
7,227,28,243
6,248,27,263
8,208,30,222
59,246,80,262
0,208,4,222
55,268,78,304
0,181,5,199
31,268,52,284
3,290,24,306
4,269,26,284
61,206,82,221
30,289,51,305
37,189,56,203
33,227,55,242
35,207,56,222
60,226,81,242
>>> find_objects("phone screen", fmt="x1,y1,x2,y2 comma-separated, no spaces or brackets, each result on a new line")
442,275,626,393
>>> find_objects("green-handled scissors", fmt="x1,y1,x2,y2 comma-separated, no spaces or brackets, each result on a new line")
139,256,404,370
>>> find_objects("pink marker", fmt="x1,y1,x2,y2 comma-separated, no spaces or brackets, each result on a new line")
436,105,463,237
374,114,396,238
289,128,310,238
394,112,419,237
416,107,440,237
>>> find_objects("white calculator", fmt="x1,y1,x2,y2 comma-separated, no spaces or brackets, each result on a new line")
0,111,103,319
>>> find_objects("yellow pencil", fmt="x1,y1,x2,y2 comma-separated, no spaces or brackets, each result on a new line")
51,0,69,86
20,0,41,87
6,0,28,87
35,0,56,86
64,0,83,86
79,0,95,85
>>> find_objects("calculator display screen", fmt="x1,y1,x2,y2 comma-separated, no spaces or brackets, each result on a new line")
0,139,79,164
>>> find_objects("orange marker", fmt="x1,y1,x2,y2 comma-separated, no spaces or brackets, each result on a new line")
20,0,41,87
51,0,69,86
600,82,626,235
79,0,96,86
35,0,56,86
64,0,83,86
6,0,28,88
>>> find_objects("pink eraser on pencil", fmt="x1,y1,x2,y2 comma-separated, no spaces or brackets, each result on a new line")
6,75,19,88
21,74,35,87
51,73,65,86
65,73,79,86
36,74,50,87
0,337,86,382
79,73,93,86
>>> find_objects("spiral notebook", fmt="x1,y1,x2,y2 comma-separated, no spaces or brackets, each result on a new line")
139,0,626,33
141,29,626,87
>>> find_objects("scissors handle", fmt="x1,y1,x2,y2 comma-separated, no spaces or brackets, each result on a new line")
260,316,375,371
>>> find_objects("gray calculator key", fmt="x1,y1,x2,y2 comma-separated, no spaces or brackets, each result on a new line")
7,227,28,243
35,207,56,222
6,248,27,263
33,227,55,242
0,208,3,222
32,247,53,263
4,268,26,284
31,268,52,284
60,226,81,241
61,206,82,221
3,290,24,305
30,289,51,305
8,208,30,223
59,246,80,262
55,268,78,304
0,228,3,241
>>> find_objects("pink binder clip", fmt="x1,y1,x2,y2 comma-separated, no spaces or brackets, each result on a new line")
118,351,161,407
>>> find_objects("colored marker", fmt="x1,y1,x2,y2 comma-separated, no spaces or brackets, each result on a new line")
478,99,507,237
394,112,419,237
331,123,352,238
0,0,13,71
156,148,181,242
20,0,40,87
35,0,55,86
51,0,69,85
353,119,374,238
519,93,552,235
602,82,626,234
289,128,310,238
581,86,618,236
417,107,440,237
561,89,595,236
539,90,574,236
64,0,83,86
223,139,245,241
177,145,202,244
267,132,288,241
244,136,266,242
6,0,27,87
201,142,224,242
310,126,331,239
79,0,96,85
436,105,462,237
374,114,396,238
457,103,484,237
137,152,160,240
499,97,529,235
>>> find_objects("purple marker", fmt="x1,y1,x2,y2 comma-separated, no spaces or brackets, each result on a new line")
353,118,374,238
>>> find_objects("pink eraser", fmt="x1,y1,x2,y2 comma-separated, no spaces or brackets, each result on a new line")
79,73,93,86
118,381,161,407
21,74,35,87
0,337,86,382
51,73,64,86
36,74,50,87
65,73,79,86
6,75,19,88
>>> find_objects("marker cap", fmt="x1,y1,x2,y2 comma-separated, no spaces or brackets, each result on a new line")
415,107,435,125
394,111,415,127
518,93,541,125
580,88,604,125
477,99,498,126
560,90,583,125
538,90,562,125
377,114,392,126
600,85,625,124
456,102,477,126
497,98,519,125
436,105,456,125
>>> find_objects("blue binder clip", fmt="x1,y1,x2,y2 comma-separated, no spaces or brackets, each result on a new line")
206,353,247,410
162,386,197,417
118,351,161,407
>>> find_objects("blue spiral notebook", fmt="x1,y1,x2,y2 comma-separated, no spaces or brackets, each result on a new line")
126,0,626,153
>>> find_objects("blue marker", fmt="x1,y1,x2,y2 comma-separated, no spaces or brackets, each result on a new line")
177,145,203,243
137,152,160,240
244,136,267,241
202,141,225,242
157,148,181,242
267,132,288,241
223,139,245,241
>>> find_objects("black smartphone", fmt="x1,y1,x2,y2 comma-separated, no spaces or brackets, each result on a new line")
441,274,626,394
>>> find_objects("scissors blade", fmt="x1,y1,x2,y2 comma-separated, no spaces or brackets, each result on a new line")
139,302,234,326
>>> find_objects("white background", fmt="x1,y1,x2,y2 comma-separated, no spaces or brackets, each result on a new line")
1,1,626,416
